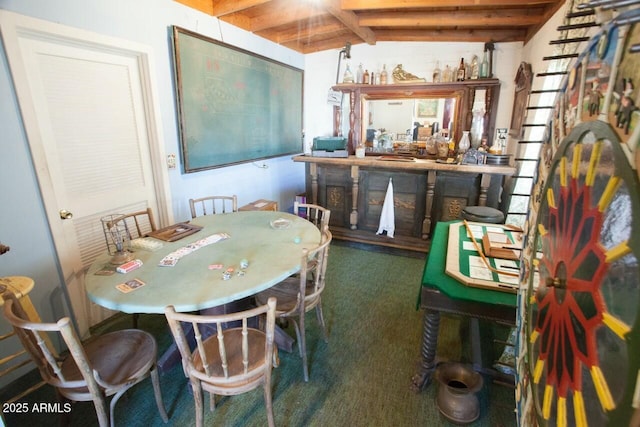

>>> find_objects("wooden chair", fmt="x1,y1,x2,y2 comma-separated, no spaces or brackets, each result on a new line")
164,298,278,427
255,228,332,381
2,292,168,427
104,208,157,328
189,195,238,219
111,207,157,240
293,202,331,231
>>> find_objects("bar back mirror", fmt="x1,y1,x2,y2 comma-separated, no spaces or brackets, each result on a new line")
334,83,498,155
362,97,458,143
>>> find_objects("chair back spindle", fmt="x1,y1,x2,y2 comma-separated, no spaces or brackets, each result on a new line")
106,208,157,241
189,195,238,219
164,298,277,427
294,202,330,231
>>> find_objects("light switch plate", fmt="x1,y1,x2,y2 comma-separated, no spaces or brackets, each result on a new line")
167,154,176,169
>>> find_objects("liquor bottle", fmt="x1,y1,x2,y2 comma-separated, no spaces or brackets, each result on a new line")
356,63,364,84
370,71,375,84
342,63,354,83
480,52,489,78
456,58,466,81
443,65,452,82
380,64,388,85
363,69,370,84
433,61,441,83
470,55,479,79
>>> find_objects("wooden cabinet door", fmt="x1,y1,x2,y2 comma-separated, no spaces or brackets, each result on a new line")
358,169,426,237
433,172,480,224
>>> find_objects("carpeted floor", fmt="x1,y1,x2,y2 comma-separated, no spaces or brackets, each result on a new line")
1,243,516,426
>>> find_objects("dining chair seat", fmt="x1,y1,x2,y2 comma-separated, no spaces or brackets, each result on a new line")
192,328,268,391
58,330,157,397
256,279,321,315
2,292,168,427
165,297,277,427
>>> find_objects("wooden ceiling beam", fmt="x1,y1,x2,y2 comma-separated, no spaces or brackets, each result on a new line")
175,0,565,54
325,0,377,45
249,4,327,32
374,28,527,43
341,0,558,10
220,15,253,30
360,10,542,28
260,21,346,44
174,0,215,15
211,0,271,17
287,36,362,54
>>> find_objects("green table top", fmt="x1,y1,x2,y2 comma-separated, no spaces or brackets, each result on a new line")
421,221,517,307
86,211,321,313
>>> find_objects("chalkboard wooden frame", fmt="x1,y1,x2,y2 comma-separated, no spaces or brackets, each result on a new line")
172,26,304,173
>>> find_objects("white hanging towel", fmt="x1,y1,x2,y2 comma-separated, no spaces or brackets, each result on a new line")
376,178,395,238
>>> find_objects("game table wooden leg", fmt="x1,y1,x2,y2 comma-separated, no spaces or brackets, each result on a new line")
410,308,440,392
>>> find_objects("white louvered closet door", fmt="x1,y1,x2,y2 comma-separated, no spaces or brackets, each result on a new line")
0,11,172,334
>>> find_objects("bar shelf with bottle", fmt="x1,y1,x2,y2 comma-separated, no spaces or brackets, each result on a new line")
332,79,501,159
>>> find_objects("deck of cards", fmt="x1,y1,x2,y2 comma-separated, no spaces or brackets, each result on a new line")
116,278,146,293
158,233,230,267
116,259,143,273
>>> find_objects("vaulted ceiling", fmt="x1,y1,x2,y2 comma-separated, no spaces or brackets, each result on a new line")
175,0,566,54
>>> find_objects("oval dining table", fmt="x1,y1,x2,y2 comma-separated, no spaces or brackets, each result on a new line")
85,210,321,370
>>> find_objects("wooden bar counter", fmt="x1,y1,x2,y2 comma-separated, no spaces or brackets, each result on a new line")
293,154,516,252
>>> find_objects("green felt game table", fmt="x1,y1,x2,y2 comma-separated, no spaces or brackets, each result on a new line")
411,221,518,392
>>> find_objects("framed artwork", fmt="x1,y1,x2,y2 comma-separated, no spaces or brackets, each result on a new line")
495,128,508,150
415,99,439,118
172,26,304,172
509,62,533,138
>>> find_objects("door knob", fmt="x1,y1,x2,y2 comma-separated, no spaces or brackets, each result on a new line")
59,209,73,220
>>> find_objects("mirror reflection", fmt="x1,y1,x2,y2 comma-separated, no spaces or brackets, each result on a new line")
361,97,457,156
336,87,491,157
363,97,457,143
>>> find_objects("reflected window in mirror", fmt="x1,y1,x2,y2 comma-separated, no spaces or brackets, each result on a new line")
363,97,457,144
470,89,486,148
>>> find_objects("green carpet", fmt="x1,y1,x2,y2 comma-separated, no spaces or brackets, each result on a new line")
1,243,516,426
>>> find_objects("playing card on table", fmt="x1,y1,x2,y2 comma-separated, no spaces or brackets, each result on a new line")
116,278,146,293
159,257,178,267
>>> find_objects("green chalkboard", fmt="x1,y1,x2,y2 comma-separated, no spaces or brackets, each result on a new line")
172,27,303,172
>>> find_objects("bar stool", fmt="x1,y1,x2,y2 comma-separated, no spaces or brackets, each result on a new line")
0,276,48,404
461,206,505,224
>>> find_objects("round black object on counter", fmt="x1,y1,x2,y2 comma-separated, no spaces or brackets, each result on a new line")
462,206,504,224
